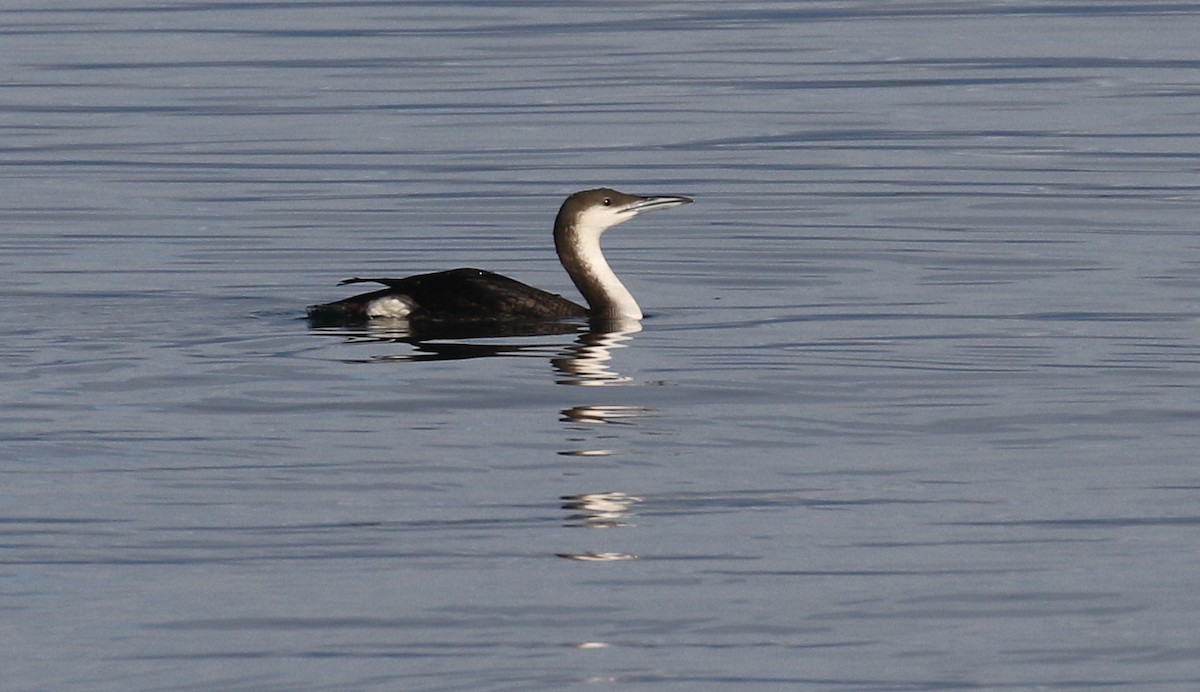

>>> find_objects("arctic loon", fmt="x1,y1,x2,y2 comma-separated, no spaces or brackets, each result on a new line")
307,188,692,323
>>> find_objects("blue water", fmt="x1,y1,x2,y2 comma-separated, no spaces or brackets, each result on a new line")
4,1,1200,690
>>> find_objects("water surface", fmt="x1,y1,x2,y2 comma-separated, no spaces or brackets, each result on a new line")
3,1,1200,690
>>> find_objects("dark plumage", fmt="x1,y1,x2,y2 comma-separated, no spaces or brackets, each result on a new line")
307,268,586,323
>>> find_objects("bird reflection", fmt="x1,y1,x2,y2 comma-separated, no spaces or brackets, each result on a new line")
552,317,641,385
554,551,637,562
309,315,642,383
561,491,643,528
556,493,641,561
559,404,654,425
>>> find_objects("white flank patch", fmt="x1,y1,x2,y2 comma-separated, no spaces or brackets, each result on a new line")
366,296,414,318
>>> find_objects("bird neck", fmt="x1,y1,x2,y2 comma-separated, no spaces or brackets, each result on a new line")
555,224,643,321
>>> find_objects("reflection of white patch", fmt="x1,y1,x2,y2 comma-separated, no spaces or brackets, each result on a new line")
366,296,414,318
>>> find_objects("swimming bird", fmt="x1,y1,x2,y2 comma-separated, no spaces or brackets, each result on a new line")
307,188,692,324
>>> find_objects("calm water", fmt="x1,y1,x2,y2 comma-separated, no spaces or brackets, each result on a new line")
4,1,1200,690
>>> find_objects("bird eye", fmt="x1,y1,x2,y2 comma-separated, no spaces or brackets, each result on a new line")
602,198,611,206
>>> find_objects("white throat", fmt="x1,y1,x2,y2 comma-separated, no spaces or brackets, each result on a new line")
558,208,643,320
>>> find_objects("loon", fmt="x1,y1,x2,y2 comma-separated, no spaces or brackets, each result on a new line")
307,188,692,323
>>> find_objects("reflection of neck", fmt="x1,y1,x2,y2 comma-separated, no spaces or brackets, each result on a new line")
557,223,643,321
554,322,643,386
